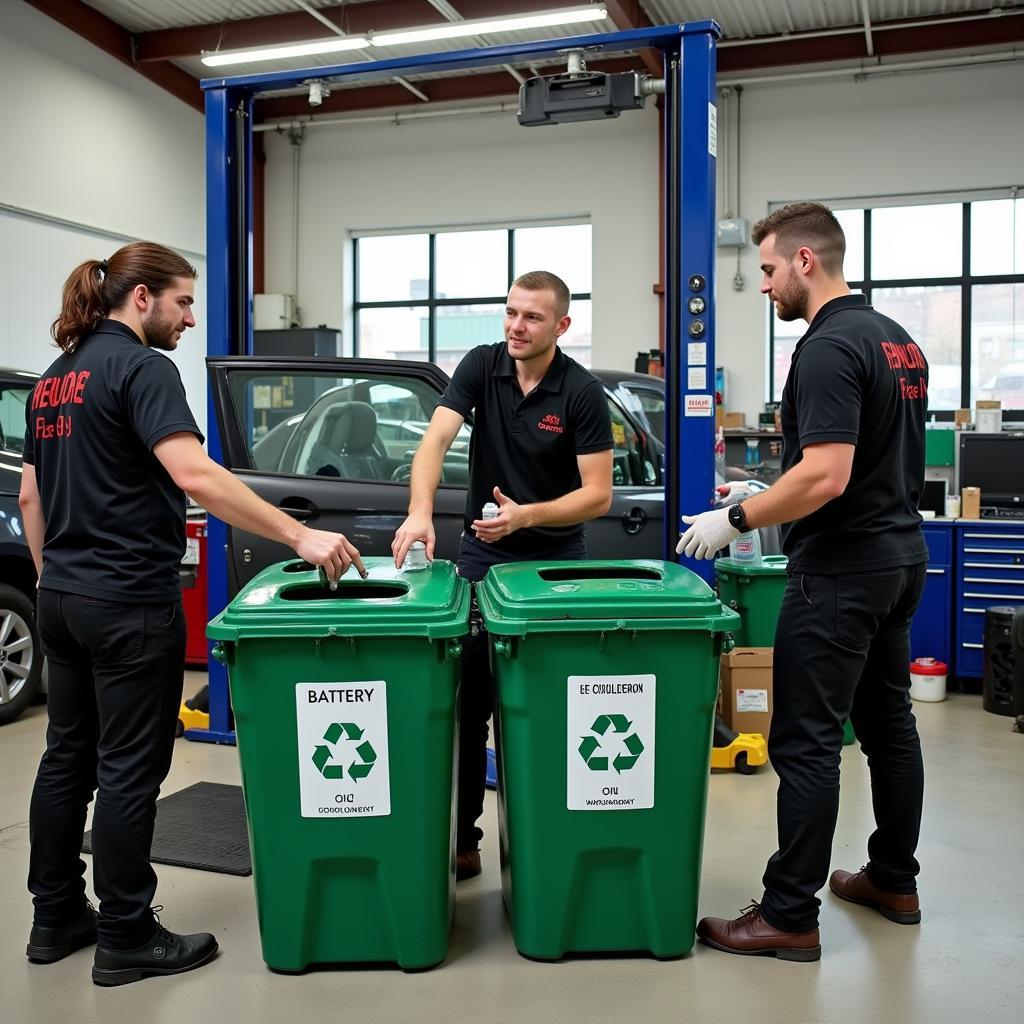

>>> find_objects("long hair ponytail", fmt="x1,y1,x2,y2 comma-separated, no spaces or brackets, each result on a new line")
51,241,197,353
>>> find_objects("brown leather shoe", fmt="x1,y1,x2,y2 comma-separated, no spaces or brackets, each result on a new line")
696,902,820,962
829,867,921,924
455,849,482,881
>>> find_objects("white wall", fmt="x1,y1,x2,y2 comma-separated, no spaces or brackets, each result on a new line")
265,58,1024,419
261,104,661,368
0,3,207,431
717,59,1024,419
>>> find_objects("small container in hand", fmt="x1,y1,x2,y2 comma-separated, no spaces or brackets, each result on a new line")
403,541,429,571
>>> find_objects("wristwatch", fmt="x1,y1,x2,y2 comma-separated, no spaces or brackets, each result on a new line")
728,502,748,531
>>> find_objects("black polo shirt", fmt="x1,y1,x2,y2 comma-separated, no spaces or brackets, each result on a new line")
438,342,612,556
23,319,203,602
779,294,929,573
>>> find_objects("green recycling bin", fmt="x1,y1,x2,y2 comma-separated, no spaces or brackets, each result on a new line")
715,556,857,746
477,559,740,960
715,555,789,648
207,557,470,972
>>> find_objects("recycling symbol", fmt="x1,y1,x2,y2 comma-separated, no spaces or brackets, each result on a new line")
578,714,644,774
311,722,377,782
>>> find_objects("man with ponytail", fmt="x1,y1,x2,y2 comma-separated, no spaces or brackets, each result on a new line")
19,241,365,986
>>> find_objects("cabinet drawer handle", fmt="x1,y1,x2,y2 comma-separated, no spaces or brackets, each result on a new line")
963,577,1024,585
963,562,1021,568
963,547,1024,554
925,568,945,575
963,591,1024,599
961,642,984,649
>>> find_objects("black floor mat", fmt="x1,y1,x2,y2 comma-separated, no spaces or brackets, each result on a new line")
82,781,251,876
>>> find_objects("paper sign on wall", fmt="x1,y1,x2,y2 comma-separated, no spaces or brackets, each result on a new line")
687,342,707,365
687,367,707,390
295,681,391,818
567,675,656,811
684,394,714,417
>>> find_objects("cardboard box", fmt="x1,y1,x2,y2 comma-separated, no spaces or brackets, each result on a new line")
720,411,746,429
961,486,981,519
719,647,773,737
954,409,972,428
974,399,1002,434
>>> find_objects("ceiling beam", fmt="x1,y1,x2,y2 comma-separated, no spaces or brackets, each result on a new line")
602,0,661,78
132,0,561,62
26,0,203,111
719,11,1024,74
255,55,640,120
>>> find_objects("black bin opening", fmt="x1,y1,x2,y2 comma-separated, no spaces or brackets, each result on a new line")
281,583,408,601
538,567,662,582
282,560,316,573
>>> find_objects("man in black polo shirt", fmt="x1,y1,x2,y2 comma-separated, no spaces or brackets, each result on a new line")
677,203,928,961
393,270,613,880
20,242,364,986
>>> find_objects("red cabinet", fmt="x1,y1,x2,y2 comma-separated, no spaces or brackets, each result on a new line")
181,517,208,667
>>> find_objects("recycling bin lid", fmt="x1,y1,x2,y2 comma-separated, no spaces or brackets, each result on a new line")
715,555,789,577
476,559,740,635
207,556,470,641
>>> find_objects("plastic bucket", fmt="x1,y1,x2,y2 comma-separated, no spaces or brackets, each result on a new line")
910,657,947,702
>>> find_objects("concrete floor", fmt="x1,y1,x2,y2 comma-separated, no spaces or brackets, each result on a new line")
2,672,1021,1024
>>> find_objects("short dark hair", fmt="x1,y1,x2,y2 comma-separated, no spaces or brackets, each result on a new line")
751,201,846,276
51,241,197,353
511,270,570,318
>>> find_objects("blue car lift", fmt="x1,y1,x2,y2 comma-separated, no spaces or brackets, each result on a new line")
192,21,720,744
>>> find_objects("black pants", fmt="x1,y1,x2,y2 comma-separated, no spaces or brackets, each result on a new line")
28,590,186,949
455,533,586,851
759,564,927,933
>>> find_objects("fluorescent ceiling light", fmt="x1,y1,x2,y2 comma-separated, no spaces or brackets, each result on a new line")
199,6,608,66
371,6,609,47
201,36,369,67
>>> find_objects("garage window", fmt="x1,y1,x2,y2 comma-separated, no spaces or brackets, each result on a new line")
353,223,592,374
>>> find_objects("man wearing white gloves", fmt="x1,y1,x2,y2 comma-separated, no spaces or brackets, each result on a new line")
683,202,929,962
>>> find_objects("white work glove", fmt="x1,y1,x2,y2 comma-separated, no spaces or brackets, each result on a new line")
676,506,740,560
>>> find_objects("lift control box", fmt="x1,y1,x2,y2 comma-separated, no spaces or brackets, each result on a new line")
518,72,646,126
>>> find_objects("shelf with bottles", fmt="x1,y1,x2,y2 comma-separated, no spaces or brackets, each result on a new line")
723,431,783,483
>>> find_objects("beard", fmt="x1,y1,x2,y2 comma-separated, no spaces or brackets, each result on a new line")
773,278,810,322
142,308,180,351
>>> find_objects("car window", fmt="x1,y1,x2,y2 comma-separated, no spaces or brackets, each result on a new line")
621,384,666,445
607,396,656,487
0,382,33,457
230,370,470,484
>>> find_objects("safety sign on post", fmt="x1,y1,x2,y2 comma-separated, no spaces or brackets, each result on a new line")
294,680,391,818
566,675,656,811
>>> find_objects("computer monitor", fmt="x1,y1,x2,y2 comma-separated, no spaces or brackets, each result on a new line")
958,432,1024,510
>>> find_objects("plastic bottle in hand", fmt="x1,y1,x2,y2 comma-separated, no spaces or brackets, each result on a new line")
482,502,499,521
729,527,762,565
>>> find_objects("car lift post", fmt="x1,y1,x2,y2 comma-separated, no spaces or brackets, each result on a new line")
193,21,720,744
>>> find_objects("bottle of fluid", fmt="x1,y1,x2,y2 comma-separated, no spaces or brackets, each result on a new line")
729,526,762,565
482,502,499,521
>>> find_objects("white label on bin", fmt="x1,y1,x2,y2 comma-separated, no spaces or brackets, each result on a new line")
567,674,656,811
294,681,390,818
735,688,769,713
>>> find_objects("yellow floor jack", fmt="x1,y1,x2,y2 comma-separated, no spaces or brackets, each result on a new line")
176,684,210,737
710,715,767,774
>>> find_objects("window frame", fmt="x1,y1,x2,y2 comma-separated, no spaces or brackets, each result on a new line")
352,226,592,362
768,202,1024,419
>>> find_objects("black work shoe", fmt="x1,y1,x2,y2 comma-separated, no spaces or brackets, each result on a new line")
92,925,218,987
26,904,98,964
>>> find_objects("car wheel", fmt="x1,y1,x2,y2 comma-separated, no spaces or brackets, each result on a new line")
0,584,43,726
